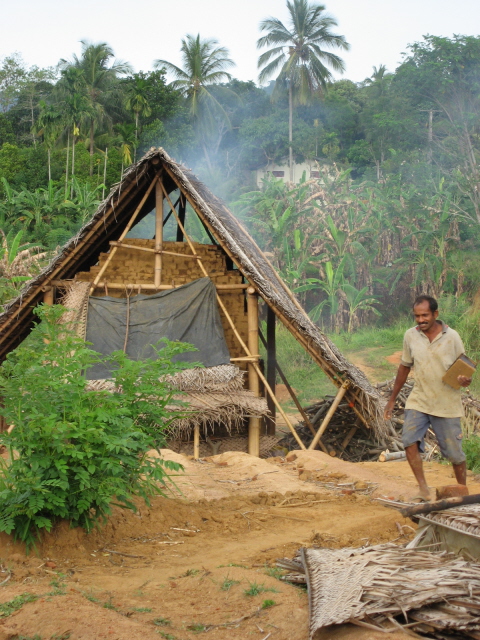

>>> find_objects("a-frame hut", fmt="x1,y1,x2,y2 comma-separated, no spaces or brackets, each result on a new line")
0,148,388,456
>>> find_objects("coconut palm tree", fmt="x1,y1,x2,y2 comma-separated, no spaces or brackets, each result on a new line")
154,34,235,171
34,101,62,181
257,0,349,181
61,41,132,176
124,76,152,155
114,123,137,177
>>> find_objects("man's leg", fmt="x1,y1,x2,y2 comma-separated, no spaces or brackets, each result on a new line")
405,443,430,500
429,416,467,486
402,410,431,500
453,461,467,485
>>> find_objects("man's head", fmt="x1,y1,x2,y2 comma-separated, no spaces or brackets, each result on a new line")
413,295,439,332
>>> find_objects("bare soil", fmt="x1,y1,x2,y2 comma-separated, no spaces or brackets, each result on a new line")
1,449,478,640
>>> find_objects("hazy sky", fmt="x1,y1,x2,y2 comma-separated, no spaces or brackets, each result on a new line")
2,0,479,83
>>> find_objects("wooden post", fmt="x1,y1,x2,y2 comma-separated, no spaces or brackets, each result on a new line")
193,425,200,460
154,181,163,287
266,305,276,435
308,381,350,451
176,193,186,242
43,287,54,305
247,287,261,457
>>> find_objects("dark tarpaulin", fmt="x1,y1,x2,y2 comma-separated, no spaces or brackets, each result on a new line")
85,277,230,379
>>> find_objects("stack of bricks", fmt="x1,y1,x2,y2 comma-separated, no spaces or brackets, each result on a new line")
76,239,248,365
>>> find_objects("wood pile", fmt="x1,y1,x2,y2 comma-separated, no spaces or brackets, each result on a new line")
279,394,404,461
278,543,480,639
280,374,479,461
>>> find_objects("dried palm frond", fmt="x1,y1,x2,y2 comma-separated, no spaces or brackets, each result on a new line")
279,544,480,639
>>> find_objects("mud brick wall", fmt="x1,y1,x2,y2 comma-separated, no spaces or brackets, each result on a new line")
76,240,248,364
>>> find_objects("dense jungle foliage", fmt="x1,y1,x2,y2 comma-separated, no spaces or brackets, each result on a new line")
1,1,480,337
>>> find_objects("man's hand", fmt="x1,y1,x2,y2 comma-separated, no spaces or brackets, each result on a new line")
458,375,472,388
384,399,395,420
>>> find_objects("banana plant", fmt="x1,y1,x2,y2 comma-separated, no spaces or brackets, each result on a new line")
342,283,381,333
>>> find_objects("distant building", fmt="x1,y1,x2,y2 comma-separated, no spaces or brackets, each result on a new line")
255,160,322,187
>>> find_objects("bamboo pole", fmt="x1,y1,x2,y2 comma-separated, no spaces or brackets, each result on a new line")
83,281,248,292
193,425,200,460
159,182,307,451
109,241,201,259
89,175,159,295
258,327,321,441
308,381,350,451
247,287,261,457
154,180,163,287
43,287,54,305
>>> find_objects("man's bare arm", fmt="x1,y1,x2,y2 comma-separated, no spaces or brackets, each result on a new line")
384,364,411,420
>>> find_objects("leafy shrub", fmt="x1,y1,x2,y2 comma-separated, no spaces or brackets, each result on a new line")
0,305,196,548
463,435,480,474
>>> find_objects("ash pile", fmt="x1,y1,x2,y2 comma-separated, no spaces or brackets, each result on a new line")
278,377,480,462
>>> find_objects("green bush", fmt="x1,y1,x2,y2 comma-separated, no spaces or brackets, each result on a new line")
462,435,480,474
0,305,196,548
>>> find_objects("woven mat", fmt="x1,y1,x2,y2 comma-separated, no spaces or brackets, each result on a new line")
419,503,480,540
292,544,480,639
57,280,90,338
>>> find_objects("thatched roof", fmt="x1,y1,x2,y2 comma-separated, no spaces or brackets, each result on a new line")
0,148,387,435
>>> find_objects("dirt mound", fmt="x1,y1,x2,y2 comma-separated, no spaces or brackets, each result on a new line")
1,450,474,639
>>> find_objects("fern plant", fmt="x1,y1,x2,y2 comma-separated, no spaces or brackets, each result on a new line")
0,305,196,548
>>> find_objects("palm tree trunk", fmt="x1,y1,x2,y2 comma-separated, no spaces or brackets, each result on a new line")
103,147,108,200
48,149,51,183
89,120,94,177
71,133,76,199
65,133,70,199
134,113,139,162
288,81,294,183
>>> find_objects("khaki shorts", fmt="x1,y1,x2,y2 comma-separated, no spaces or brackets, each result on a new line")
403,409,466,465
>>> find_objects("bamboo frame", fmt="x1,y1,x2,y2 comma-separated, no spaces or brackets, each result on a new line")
247,287,260,457
89,175,159,295
159,181,307,451
193,424,200,459
43,287,54,305
83,281,248,292
108,241,201,260
154,181,163,287
308,381,350,451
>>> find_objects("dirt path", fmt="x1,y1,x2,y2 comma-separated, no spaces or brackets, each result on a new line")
1,450,478,640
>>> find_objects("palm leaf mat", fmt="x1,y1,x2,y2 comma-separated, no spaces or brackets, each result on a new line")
278,544,480,638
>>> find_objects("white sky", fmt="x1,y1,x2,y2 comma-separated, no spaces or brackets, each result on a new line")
2,0,479,83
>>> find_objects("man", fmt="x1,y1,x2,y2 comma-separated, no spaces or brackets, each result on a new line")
384,295,472,501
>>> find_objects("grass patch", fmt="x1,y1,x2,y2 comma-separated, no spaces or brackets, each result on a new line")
157,634,176,640
0,593,38,618
217,563,248,569
153,617,172,627
187,623,207,633
220,576,240,591
243,581,279,597
263,566,284,580
133,606,152,612
261,599,276,609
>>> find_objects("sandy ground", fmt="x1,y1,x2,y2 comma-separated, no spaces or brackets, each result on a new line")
1,449,478,640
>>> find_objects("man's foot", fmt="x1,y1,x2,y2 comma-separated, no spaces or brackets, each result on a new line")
411,487,431,503
411,494,431,503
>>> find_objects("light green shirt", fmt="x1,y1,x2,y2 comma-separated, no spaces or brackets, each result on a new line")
401,321,465,418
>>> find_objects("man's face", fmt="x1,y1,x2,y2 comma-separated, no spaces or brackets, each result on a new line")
413,300,438,332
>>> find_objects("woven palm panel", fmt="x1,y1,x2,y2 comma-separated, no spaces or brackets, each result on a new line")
420,504,480,540
296,544,480,639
